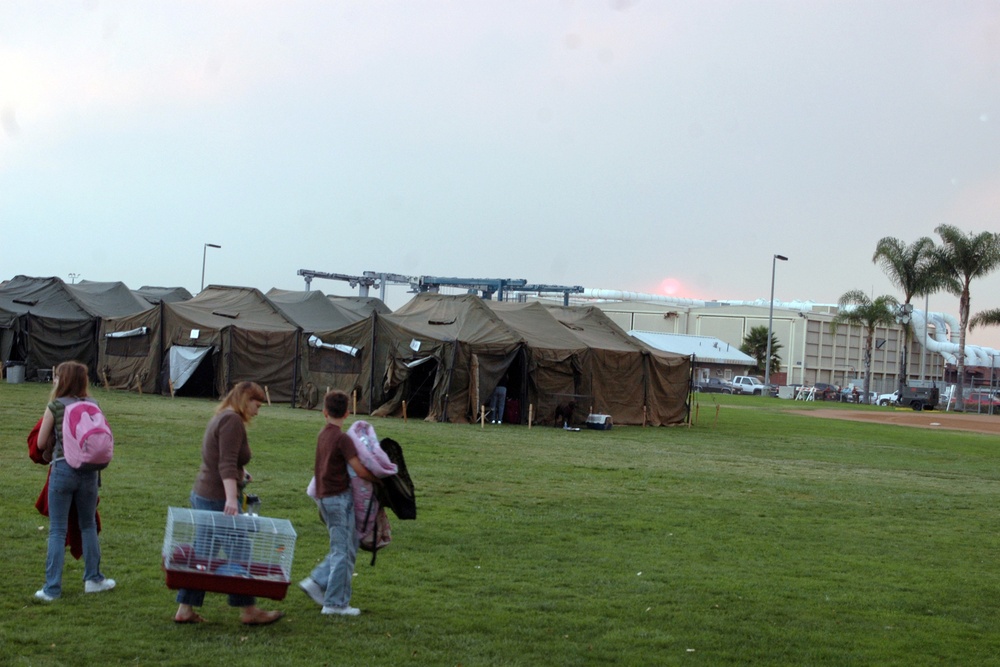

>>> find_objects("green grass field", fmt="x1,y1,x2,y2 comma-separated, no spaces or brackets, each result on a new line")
2,383,1000,666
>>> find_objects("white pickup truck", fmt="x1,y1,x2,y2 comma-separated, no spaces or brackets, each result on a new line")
731,375,765,395
876,390,899,406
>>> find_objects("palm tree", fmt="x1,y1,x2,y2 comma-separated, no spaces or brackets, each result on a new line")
970,309,1000,330
871,236,944,393
932,225,1000,410
831,291,900,403
969,309,1000,389
740,325,781,376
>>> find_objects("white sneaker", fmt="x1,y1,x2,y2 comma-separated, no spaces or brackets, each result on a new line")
35,589,55,602
299,578,325,606
321,605,360,616
84,578,116,593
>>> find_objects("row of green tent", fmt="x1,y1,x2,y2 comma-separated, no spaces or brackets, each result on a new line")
1,275,691,426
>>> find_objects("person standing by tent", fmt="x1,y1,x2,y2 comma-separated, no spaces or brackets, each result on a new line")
173,381,284,625
34,360,115,602
489,382,507,424
299,390,375,616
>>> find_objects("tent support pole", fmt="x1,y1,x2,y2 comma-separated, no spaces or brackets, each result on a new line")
290,330,301,408
369,312,378,414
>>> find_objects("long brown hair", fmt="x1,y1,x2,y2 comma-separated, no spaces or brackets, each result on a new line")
50,361,90,400
216,381,266,423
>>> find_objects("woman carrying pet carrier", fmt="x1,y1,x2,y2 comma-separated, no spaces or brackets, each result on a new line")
34,360,116,602
172,381,284,626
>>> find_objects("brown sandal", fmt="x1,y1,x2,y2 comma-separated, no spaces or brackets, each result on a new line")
174,612,206,624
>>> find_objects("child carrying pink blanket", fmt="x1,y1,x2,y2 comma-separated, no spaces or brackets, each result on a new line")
308,420,396,555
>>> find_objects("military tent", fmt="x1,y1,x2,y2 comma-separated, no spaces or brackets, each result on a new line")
534,303,691,426
99,285,301,400
483,301,691,425
97,304,163,393
372,293,522,423
266,288,389,411
371,294,690,426
0,276,153,380
161,285,302,400
96,286,193,393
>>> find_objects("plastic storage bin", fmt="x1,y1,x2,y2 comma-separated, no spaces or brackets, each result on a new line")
5,363,24,384
162,507,297,600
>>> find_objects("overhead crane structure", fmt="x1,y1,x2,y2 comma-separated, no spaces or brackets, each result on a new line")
296,269,413,302
297,269,585,305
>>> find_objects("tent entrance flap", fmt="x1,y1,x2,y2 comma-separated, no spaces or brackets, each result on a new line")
169,346,213,392
404,358,438,419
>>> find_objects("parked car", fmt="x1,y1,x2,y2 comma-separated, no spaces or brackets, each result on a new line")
812,383,840,401
961,391,1000,410
732,375,766,395
694,378,734,394
877,390,900,406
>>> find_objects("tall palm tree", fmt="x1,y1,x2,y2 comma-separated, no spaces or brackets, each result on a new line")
740,325,782,376
969,309,1000,388
831,290,900,403
932,225,1000,410
871,236,943,392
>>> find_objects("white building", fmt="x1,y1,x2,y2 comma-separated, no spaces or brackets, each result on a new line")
534,290,1000,394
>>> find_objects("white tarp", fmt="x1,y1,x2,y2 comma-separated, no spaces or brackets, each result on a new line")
169,346,212,391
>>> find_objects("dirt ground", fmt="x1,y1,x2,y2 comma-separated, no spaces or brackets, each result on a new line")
800,407,1000,435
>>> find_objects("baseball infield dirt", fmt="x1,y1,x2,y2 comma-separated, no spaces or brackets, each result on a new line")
801,407,1000,435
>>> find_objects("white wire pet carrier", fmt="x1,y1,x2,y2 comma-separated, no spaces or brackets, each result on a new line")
161,507,297,600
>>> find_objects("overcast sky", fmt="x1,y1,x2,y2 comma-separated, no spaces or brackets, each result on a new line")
3,1,1000,343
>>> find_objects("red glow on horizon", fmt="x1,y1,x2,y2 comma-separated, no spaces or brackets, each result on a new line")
633,277,713,301
659,278,682,296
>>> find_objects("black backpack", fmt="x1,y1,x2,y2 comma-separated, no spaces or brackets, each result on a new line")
375,438,416,520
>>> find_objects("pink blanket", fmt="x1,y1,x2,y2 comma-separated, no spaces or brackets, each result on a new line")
346,421,395,551
307,421,397,551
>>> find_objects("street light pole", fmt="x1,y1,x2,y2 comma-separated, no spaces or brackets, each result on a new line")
201,243,221,292
895,303,913,395
764,254,788,391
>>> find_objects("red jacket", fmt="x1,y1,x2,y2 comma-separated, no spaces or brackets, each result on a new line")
29,417,101,559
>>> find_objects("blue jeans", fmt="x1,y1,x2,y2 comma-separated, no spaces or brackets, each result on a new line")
490,386,507,422
308,491,357,608
175,493,255,608
43,459,103,598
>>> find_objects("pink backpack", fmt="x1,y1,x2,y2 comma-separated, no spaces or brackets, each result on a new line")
57,398,114,471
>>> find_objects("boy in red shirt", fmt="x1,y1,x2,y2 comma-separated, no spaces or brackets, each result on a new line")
299,390,375,615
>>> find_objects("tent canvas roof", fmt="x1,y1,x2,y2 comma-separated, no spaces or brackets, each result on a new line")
486,301,589,350
135,286,194,304
329,295,391,316
69,280,154,317
169,285,299,332
0,275,151,319
383,293,520,347
541,303,653,353
266,288,364,332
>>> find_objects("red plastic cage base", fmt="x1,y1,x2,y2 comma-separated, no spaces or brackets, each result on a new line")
163,561,290,601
